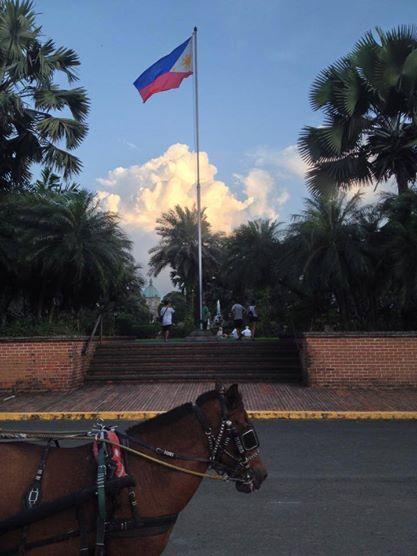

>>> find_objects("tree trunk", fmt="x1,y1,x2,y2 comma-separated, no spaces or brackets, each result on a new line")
396,174,409,195
335,289,349,330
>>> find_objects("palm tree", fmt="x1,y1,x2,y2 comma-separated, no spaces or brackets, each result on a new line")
149,205,223,302
18,190,137,316
285,193,369,328
0,0,89,191
379,190,417,326
34,167,80,194
299,26,417,195
225,219,281,293
0,195,20,323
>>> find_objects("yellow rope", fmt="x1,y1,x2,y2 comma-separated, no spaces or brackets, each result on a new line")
101,438,224,481
0,430,224,481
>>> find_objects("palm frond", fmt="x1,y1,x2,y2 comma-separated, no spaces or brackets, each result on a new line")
37,116,88,148
42,144,82,178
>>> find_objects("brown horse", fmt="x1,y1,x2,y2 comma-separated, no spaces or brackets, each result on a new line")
0,385,267,555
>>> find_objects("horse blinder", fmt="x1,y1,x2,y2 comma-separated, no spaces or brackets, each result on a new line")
240,428,259,453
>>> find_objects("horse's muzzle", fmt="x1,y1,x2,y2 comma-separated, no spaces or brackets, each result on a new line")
235,468,267,493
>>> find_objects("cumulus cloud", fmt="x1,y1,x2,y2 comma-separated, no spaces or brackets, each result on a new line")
96,143,294,294
247,144,399,206
345,178,397,205
96,143,289,233
248,144,308,179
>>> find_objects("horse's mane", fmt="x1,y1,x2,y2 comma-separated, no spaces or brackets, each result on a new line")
126,402,194,436
126,388,242,436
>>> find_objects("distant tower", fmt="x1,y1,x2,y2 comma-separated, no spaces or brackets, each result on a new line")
143,279,161,322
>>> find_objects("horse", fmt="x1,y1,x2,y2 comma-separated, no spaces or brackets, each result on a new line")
0,384,267,555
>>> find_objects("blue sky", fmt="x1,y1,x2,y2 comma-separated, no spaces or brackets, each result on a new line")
36,0,416,292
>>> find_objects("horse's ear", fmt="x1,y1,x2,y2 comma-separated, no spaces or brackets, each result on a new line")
226,384,241,408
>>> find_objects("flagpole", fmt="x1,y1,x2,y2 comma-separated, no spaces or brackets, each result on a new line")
193,26,203,330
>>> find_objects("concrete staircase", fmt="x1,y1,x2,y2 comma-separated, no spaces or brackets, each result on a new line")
86,339,303,383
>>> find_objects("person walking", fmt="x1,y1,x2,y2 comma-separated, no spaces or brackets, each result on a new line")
231,302,245,339
160,300,175,342
247,301,259,339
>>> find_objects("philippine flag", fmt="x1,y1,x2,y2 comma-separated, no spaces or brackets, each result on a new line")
133,37,193,103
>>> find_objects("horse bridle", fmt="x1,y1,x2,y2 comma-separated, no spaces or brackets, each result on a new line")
191,389,260,486
0,391,261,487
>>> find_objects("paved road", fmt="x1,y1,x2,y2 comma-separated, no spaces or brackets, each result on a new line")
1,420,417,555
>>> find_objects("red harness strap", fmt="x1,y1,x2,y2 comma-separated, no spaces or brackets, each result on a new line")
93,431,127,478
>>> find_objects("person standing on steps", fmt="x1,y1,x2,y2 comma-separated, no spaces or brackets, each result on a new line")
247,301,259,339
230,301,245,339
160,299,175,342
202,302,210,330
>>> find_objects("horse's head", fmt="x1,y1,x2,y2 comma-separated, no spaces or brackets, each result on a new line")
197,383,267,494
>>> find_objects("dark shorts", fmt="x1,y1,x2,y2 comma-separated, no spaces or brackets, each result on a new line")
233,319,243,328
162,324,172,331
248,315,259,323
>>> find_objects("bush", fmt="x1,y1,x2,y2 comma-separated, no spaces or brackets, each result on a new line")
114,314,138,336
255,320,281,337
169,318,195,338
0,315,81,337
131,324,159,339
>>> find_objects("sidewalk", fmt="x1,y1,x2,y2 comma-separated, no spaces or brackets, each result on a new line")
1,383,417,420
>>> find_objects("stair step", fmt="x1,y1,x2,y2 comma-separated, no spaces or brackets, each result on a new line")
86,375,301,383
88,368,300,375
87,340,302,384
88,367,301,375
92,353,298,360
87,368,302,376
89,359,300,366
94,350,298,358
95,345,297,353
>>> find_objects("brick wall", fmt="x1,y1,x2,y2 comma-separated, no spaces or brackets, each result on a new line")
0,337,94,392
300,332,417,388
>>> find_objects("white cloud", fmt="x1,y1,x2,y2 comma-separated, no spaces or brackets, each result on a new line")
96,191,120,213
248,144,308,179
345,177,397,205
96,143,291,294
117,139,141,152
97,143,289,234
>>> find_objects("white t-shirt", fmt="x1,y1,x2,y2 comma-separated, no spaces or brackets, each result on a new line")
231,304,245,320
248,305,258,317
161,307,175,325
231,328,239,339
242,327,252,337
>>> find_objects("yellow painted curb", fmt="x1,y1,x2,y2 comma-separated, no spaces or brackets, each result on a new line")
1,410,417,421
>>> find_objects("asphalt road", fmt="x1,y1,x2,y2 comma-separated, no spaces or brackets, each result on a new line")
1,420,417,555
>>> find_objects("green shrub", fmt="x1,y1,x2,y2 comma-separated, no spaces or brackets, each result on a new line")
131,323,159,339
0,315,81,337
169,319,195,338
114,314,137,336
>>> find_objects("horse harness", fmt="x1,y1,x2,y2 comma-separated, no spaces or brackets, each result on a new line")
0,390,260,554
